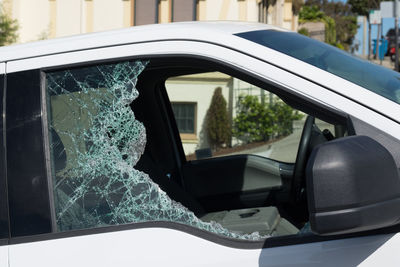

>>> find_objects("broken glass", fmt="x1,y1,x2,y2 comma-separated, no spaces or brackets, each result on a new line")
47,60,265,240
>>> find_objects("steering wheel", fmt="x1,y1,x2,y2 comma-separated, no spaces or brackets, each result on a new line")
291,115,315,203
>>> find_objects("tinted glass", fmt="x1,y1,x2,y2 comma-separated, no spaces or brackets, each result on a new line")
236,30,400,105
6,70,51,237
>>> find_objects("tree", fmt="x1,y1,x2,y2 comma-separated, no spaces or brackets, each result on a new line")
205,87,231,150
233,95,271,143
298,27,310,36
318,1,358,50
299,5,337,45
292,0,304,15
348,0,380,16
335,15,358,50
233,95,303,143
0,7,18,46
299,5,325,20
300,1,358,50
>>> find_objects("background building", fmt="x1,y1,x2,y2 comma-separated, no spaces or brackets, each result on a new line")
2,0,299,44
1,0,301,158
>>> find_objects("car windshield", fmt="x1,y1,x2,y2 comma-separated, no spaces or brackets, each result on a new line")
236,30,400,105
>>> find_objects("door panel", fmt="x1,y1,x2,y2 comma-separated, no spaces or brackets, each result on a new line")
243,155,282,190
259,233,400,266
183,154,287,212
9,228,400,266
0,244,7,267
9,228,261,267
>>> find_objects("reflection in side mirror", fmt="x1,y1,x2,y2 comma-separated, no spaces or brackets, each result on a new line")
306,136,400,235
195,148,212,160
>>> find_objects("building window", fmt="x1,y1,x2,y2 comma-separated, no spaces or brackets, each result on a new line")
172,0,197,22
171,102,196,134
133,0,159,26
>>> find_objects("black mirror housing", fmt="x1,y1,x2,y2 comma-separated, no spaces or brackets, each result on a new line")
306,135,400,235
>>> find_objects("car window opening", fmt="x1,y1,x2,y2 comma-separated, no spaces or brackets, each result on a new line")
46,58,349,242
46,60,270,240
164,69,348,235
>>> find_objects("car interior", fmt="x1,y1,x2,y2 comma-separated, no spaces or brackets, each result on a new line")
131,57,351,237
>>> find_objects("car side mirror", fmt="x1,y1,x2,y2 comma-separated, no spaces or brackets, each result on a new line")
306,135,400,235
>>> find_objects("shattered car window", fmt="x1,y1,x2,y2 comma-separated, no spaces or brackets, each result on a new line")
46,60,264,240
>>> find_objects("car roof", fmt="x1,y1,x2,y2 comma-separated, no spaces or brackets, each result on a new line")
0,21,285,63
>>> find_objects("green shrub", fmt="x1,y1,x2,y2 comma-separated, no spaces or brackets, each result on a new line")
299,5,336,46
0,7,18,46
233,95,303,143
298,28,309,36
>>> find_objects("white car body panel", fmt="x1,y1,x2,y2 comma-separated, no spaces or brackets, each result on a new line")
0,245,7,267
10,228,259,267
8,228,400,266
0,63,5,75
360,234,400,266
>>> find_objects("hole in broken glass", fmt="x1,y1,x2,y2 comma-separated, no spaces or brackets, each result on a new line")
47,60,265,240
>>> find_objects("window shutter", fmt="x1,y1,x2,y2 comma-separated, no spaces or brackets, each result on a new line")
135,0,158,25
172,0,196,22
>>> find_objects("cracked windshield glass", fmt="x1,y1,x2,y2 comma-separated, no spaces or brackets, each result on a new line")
46,60,269,240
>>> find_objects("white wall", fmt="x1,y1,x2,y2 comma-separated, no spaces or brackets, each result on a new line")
201,0,258,21
246,0,259,22
93,0,124,32
11,0,49,42
6,0,127,43
57,0,81,37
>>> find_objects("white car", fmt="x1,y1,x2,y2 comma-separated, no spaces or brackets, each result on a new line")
1,21,400,266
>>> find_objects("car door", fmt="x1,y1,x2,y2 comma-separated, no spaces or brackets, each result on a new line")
5,40,400,266
0,244,7,267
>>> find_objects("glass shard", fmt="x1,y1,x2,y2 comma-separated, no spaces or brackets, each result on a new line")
47,60,265,240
